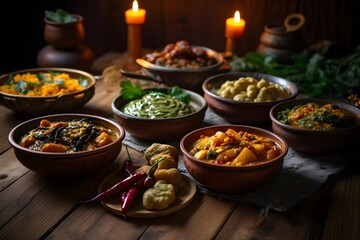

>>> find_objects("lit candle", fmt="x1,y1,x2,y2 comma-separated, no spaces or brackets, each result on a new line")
125,0,146,25
125,0,146,70
225,11,246,39
225,11,246,53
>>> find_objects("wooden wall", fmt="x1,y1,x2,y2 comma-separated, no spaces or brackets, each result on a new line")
0,0,359,73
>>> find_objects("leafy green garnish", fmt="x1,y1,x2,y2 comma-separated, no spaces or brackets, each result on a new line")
78,77,88,88
119,80,191,103
120,80,143,100
45,9,77,23
5,74,15,85
230,50,360,98
14,80,28,94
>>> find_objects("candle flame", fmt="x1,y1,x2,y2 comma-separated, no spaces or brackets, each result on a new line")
132,0,139,12
234,11,240,22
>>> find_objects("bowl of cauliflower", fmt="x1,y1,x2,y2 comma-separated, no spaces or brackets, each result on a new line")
202,72,298,125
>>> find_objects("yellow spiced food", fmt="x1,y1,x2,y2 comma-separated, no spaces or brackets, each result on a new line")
0,72,87,96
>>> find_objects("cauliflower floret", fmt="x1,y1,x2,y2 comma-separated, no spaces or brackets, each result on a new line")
255,86,283,102
257,79,269,89
234,77,254,92
234,92,252,102
246,84,259,100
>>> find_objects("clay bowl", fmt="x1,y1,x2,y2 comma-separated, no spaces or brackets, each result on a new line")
270,98,360,154
120,46,224,93
0,68,96,116
180,125,288,193
202,72,298,125
112,88,207,142
8,114,125,177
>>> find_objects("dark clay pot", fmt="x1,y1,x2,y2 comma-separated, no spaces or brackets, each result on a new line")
44,14,85,49
37,45,94,71
257,24,304,63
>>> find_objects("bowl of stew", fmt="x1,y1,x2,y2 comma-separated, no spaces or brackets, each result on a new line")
180,125,288,193
202,72,298,125
0,68,96,116
112,85,207,142
120,40,224,93
8,114,125,177
270,98,360,154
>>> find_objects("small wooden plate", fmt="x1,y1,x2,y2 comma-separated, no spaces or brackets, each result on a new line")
99,173,196,218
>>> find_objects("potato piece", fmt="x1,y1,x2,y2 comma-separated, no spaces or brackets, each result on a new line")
233,147,257,165
95,132,113,147
39,119,52,127
41,143,67,152
193,136,210,150
216,148,240,163
194,149,208,160
19,135,36,148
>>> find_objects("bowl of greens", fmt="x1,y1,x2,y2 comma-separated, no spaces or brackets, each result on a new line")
270,98,360,153
112,80,207,142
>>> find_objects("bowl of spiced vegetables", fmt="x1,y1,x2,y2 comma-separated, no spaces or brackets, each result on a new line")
8,114,125,177
180,125,288,193
120,40,224,93
270,98,360,154
0,68,96,116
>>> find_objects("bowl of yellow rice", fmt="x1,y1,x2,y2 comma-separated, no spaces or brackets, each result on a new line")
0,68,96,115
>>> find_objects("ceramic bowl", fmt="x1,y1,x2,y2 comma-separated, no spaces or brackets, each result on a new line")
202,72,298,125
8,114,125,177
0,68,96,116
270,98,360,154
112,88,207,142
180,125,288,193
120,46,224,93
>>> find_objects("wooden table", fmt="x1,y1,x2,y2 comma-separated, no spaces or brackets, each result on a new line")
0,64,359,240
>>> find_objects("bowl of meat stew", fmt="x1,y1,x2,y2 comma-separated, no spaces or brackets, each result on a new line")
270,98,360,153
8,114,125,177
121,40,224,93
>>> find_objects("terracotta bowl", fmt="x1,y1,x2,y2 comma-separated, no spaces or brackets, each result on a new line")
0,68,96,116
112,88,207,142
121,46,224,93
8,114,125,177
180,125,288,193
202,72,298,125
270,98,360,154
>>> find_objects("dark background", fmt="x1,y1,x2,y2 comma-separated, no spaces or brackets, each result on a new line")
1,0,359,74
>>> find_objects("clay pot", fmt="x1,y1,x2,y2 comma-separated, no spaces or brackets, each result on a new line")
44,14,85,50
257,24,304,63
37,45,94,71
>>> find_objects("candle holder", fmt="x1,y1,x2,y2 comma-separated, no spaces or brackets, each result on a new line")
127,24,142,66
225,38,238,53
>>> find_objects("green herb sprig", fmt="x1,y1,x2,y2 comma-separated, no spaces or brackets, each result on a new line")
230,50,360,98
119,80,191,103
45,9,77,23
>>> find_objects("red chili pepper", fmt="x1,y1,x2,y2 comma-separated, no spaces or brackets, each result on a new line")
143,158,164,190
121,146,134,178
121,178,145,217
120,191,128,204
83,172,147,204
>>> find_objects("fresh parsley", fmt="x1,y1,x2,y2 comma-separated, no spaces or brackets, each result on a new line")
119,80,191,103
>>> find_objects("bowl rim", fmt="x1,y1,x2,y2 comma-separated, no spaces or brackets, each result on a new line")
202,72,299,105
0,67,96,100
8,113,125,157
180,124,288,170
136,46,224,73
111,87,207,121
269,97,360,133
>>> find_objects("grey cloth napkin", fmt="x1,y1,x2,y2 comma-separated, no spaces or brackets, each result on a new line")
122,109,353,212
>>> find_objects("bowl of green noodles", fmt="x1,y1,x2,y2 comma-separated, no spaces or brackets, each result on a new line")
111,84,207,142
